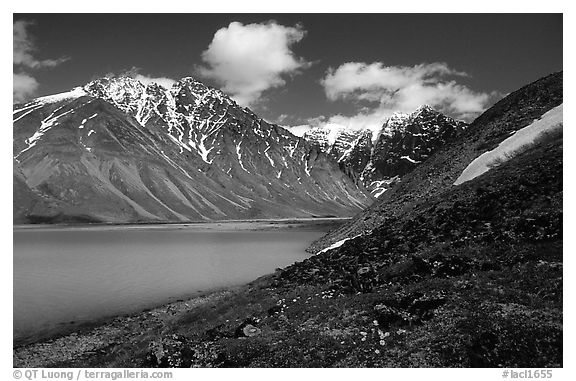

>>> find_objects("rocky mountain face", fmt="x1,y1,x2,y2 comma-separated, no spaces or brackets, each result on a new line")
13,77,371,224
302,106,467,197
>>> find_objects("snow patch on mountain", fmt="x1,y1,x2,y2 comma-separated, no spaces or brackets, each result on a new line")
236,141,250,173
13,104,45,123
197,135,214,164
454,104,563,185
15,105,77,158
36,87,88,104
369,177,400,198
316,234,362,255
401,156,421,164
264,146,275,167
378,111,410,140
372,188,386,198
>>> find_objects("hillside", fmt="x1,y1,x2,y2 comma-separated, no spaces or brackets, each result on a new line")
309,71,563,253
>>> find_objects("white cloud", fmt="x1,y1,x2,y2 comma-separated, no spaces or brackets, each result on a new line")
321,62,490,118
197,21,310,106
283,124,313,137
283,62,495,138
321,62,490,119
285,61,496,135
285,111,392,141
320,111,393,135
13,72,39,103
103,67,177,89
134,74,176,89
14,20,68,69
13,20,68,103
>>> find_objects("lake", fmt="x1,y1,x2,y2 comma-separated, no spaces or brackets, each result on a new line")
13,221,333,345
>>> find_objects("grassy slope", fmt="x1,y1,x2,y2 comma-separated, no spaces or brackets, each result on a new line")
25,122,561,368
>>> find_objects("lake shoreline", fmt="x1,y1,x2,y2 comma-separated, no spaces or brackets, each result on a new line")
13,286,236,367
13,217,351,232
13,218,347,361
14,237,563,367
13,286,229,349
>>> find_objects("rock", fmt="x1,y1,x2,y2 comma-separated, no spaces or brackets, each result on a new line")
242,325,262,337
373,290,447,328
374,304,412,327
234,318,261,338
409,293,446,320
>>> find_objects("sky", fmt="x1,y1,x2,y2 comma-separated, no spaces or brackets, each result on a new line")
13,13,563,134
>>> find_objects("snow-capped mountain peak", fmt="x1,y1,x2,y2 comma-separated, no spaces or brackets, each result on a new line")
413,104,435,114
34,87,88,105
79,76,249,160
13,76,371,223
300,105,468,198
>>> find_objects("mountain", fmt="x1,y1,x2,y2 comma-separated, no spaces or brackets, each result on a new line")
13,72,563,368
302,106,467,197
310,71,562,253
13,77,371,224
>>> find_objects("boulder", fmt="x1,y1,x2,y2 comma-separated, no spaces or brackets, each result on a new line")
242,324,262,337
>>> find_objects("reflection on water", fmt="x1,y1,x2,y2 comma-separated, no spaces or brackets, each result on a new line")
14,225,322,343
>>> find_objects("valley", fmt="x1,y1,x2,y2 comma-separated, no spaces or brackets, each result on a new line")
13,72,563,368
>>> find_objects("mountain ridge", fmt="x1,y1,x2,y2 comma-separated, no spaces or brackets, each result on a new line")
302,106,467,196
13,76,371,224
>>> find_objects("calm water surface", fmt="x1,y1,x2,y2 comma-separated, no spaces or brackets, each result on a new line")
13,224,325,343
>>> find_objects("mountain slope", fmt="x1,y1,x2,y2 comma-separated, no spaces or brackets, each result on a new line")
309,71,563,253
13,77,371,224
302,106,467,197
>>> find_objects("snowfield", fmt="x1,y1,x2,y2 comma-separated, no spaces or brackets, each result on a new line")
316,234,362,255
35,87,88,104
454,104,563,185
